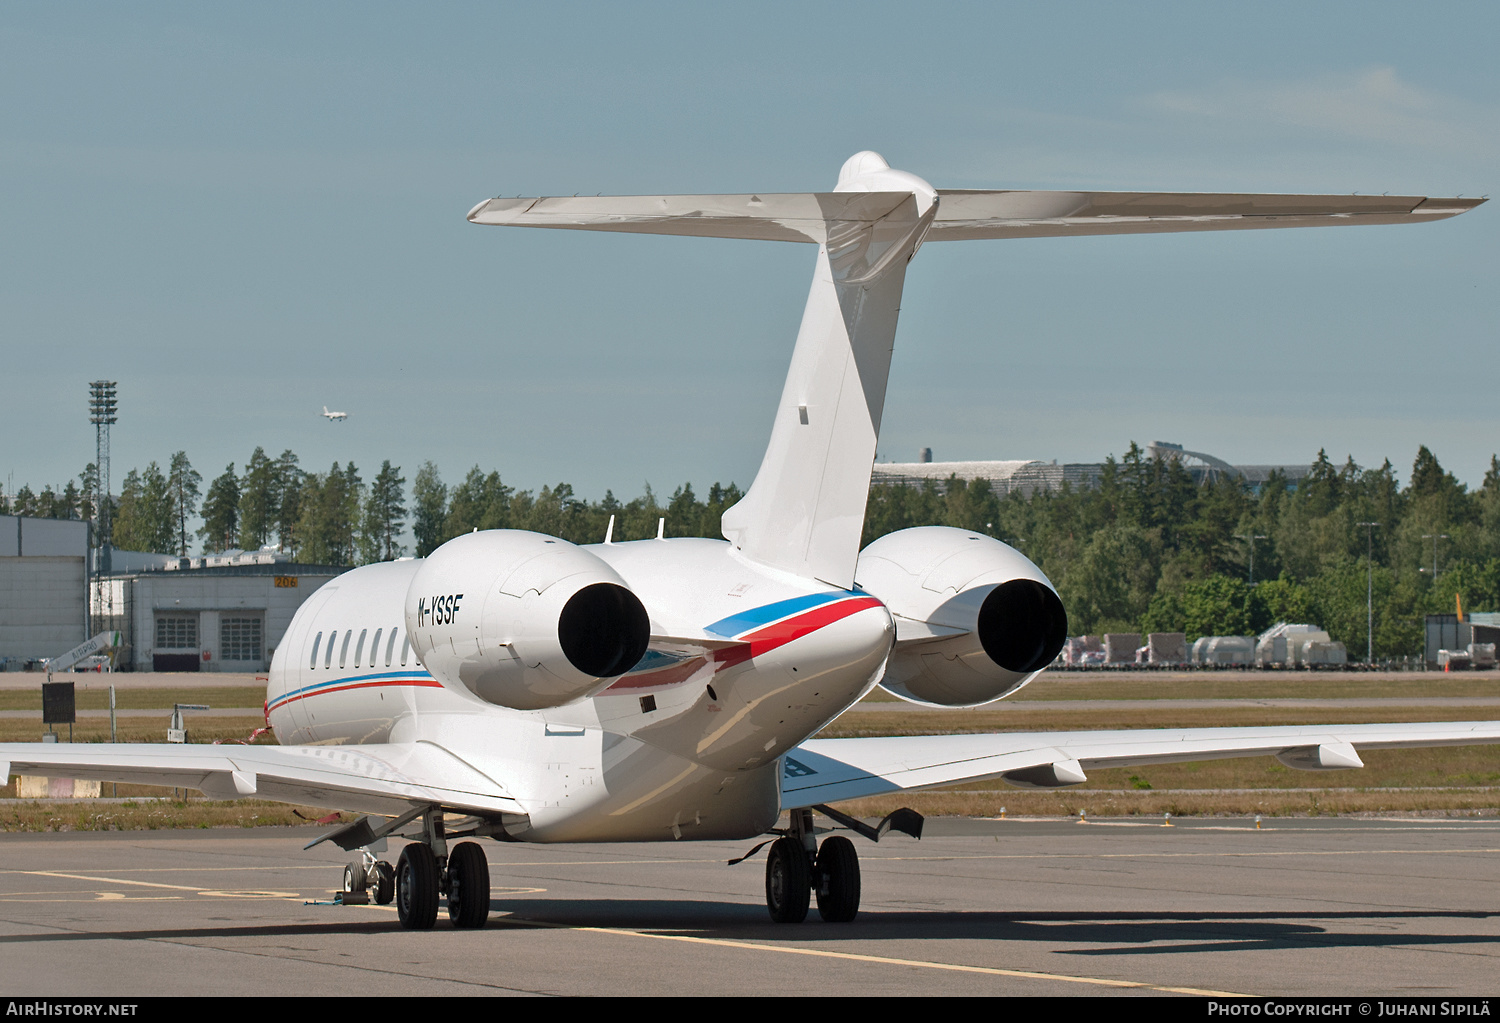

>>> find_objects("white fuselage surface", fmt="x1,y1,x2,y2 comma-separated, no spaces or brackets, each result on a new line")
266,537,894,843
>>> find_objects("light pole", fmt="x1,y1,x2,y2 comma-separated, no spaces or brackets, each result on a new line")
1421,533,1449,583
1357,521,1379,664
1235,533,1268,585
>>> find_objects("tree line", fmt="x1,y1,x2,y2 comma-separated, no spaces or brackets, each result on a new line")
0,449,743,566
7,442,1497,658
864,444,1500,659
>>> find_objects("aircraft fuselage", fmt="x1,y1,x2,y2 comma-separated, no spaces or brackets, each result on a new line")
266,537,894,842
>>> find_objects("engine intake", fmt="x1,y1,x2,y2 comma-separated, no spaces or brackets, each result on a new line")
407,530,650,710
857,526,1067,707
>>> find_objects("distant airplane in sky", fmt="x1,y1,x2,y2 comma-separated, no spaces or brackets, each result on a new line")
322,406,348,422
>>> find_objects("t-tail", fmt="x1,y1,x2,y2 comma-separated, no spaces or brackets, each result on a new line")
468,154,1482,589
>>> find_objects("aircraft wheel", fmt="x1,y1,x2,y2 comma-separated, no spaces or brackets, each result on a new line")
373,860,395,905
396,843,439,930
765,836,811,923
342,862,362,894
447,841,491,929
815,836,860,923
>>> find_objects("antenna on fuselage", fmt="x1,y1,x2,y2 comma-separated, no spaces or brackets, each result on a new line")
656,517,665,540
604,515,615,545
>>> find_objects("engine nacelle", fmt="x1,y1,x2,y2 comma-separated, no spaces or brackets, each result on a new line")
406,529,650,710
856,526,1067,707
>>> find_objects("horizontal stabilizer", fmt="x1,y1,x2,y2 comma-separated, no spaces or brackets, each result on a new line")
928,190,1485,241
468,191,916,243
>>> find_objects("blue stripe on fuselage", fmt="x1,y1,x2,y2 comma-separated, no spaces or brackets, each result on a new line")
703,590,869,639
267,669,435,711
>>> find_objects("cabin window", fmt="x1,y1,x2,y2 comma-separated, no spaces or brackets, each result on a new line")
385,628,398,667
400,635,410,666
370,628,382,668
354,629,368,667
325,631,337,669
310,632,322,670
339,631,353,669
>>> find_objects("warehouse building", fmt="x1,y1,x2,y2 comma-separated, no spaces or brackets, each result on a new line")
94,549,349,673
872,441,1313,497
0,515,90,668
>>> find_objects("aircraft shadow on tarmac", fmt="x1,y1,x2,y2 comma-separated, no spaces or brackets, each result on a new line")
488,899,1500,955
2,903,1495,956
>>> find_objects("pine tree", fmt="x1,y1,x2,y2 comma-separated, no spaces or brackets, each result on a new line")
168,452,202,556
361,461,407,562
199,464,241,553
238,447,277,550
411,462,447,557
275,450,304,555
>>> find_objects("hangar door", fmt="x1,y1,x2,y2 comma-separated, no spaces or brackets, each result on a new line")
153,613,199,672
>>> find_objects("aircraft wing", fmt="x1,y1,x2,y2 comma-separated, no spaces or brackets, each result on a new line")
927,190,1485,241
781,721,1500,807
0,741,525,819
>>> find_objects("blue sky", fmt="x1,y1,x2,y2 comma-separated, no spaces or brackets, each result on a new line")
3,1,1496,526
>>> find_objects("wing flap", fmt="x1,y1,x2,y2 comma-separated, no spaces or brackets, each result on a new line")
928,190,1485,241
783,720,1500,807
1,741,524,818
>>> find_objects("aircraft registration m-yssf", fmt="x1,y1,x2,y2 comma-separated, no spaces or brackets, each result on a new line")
5,153,1494,930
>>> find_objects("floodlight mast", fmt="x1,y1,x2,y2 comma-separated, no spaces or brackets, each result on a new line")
88,381,118,632
1357,521,1380,664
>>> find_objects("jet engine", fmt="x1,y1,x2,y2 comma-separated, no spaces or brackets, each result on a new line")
855,526,1067,707
406,530,650,710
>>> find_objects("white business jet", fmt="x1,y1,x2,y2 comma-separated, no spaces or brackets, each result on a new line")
322,406,348,422
4,153,1492,931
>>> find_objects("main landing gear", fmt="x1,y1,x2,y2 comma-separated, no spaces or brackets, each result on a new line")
759,805,923,924
392,809,492,931
334,808,491,930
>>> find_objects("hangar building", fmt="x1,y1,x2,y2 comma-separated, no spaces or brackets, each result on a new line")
95,549,349,673
0,515,89,668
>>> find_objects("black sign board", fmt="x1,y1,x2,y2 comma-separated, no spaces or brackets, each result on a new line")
42,682,76,725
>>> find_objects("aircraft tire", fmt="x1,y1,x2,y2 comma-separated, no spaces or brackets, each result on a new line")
814,836,860,923
373,860,395,905
396,844,439,930
447,841,490,929
765,836,811,924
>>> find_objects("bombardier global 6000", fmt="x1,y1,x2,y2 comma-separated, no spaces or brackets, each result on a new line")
5,152,1493,929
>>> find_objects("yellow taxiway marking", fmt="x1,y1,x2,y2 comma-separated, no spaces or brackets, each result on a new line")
9,870,301,900
503,917,1247,996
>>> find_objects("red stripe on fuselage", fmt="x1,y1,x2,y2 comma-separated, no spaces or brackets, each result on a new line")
272,677,445,709
713,596,885,671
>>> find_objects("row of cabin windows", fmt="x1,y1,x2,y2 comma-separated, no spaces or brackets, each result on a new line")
308,627,412,671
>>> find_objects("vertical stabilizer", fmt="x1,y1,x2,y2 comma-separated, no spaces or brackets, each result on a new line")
721,153,937,589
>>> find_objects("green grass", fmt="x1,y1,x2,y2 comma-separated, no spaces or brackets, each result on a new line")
0,686,265,711
859,673,1500,703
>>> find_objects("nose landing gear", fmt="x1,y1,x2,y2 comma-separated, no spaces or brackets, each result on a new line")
340,849,395,906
